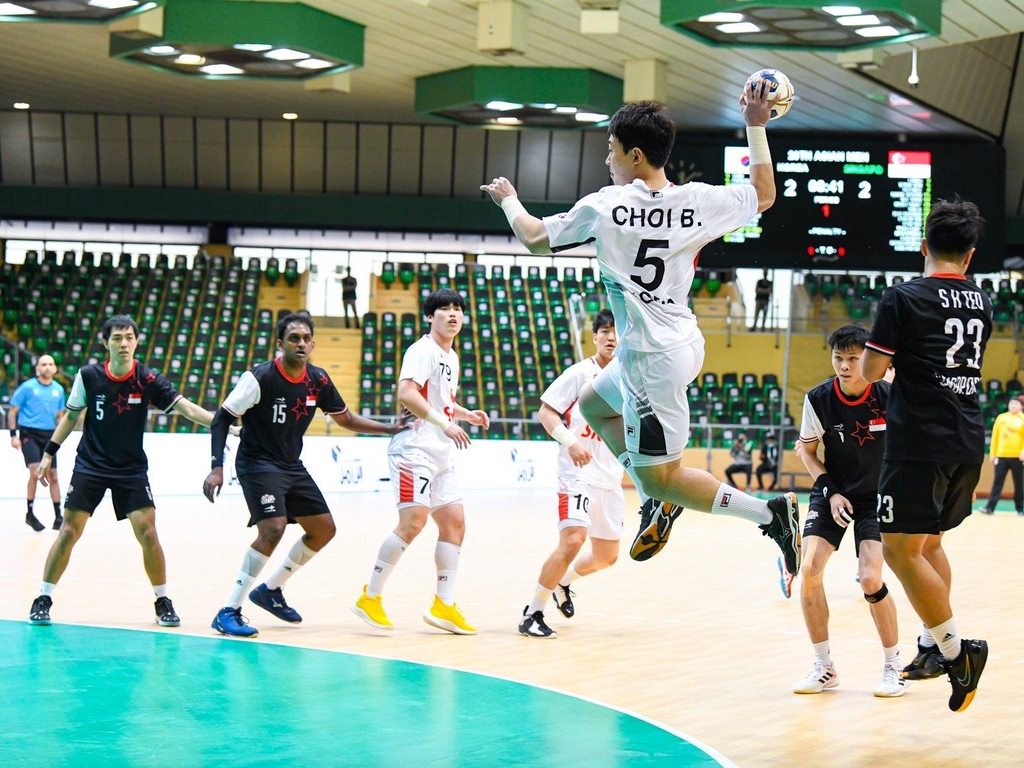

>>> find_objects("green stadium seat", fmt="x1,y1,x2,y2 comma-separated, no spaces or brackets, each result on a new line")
265,258,281,286
705,271,722,299
398,263,415,289
381,262,396,289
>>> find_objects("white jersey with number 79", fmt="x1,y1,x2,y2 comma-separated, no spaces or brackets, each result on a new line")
543,179,758,353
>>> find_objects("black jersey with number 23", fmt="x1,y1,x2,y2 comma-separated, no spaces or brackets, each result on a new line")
224,358,347,474
866,274,992,463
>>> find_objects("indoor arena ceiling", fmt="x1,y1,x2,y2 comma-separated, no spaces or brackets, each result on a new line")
0,0,1021,139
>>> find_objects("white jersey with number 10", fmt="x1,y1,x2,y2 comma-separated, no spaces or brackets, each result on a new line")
543,179,758,353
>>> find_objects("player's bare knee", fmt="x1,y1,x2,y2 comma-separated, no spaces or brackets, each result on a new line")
257,519,287,548
558,527,587,555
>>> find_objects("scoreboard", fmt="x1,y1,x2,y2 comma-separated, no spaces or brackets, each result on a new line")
670,137,1005,272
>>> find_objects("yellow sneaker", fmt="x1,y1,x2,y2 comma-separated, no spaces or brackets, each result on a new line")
351,585,394,630
423,595,477,635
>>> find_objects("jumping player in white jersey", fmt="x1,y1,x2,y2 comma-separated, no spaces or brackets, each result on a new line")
519,309,625,638
481,92,801,580
352,289,490,634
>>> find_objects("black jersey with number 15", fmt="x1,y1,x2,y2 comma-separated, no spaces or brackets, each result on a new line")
866,274,992,463
224,359,347,474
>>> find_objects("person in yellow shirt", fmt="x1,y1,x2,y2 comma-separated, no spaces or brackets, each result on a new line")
980,396,1024,515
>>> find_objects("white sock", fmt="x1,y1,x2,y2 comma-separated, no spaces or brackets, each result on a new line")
153,584,169,598
930,617,962,661
710,483,772,525
264,540,318,590
618,452,650,505
919,623,936,647
39,582,56,597
884,645,901,666
812,640,832,667
559,564,582,586
367,532,408,598
226,547,269,609
435,540,461,604
527,583,550,616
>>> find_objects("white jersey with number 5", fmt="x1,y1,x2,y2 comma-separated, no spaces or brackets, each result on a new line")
388,335,460,465
541,357,624,489
544,179,757,353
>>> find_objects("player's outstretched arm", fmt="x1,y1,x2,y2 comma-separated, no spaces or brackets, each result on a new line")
538,403,591,468
36,409,83,485
860,349,891,383
329,409,409,436
479,177,552,255
398,378,471,449
173,397,215,428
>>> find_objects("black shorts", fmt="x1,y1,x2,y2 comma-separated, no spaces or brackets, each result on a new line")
19,427,56,468
803,493,879,556
239,469,330,527
65,470,154,520
877,459,981,535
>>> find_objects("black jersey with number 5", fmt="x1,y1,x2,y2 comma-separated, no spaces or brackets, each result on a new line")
866,274,992,463
223,358,347,474
65,361,182,475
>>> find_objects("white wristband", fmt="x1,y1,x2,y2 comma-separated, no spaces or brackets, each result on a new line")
551,424,580,448
746,125,771,167
424,408,449,430
500,196,529,228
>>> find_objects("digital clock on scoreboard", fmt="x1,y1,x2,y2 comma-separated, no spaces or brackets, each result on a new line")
671,138,1005,272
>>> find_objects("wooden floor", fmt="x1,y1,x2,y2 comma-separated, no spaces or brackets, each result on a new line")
3,489,1023,766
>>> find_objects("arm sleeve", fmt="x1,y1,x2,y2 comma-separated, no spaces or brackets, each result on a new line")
57,385,66,412
66,372,87,411
149,371,184,413
798,395,824,443
210,407,235,469
690,182,759,241
222,371,261,416
865,289,900,357
10,383,27,409
542,191,604,251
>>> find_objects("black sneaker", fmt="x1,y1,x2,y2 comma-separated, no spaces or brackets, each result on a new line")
155,596,181,627
52,514,63,530
552,584,575,619
902,640,944,680
29,595,52,625
944,638,988,712
629,498,684,561
762,493,801,577
519,607,557,639
26,512,45,532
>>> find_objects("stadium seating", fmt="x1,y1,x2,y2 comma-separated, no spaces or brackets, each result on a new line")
0,251,267,433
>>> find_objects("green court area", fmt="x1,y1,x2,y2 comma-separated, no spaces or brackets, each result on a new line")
0,621,728,767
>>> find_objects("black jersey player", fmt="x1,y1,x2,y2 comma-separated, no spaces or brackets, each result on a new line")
791,325,904,698
862,198,992,712
203,313,407,638
29,315,217,627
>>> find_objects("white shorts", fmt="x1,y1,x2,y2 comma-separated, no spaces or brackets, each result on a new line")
619,337,705,468
389,453,462,511
557,477,626,540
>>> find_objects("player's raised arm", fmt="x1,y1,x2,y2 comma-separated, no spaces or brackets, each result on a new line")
397,378,471,450
538,402,591,468
740,77,777,213
480,177,552,254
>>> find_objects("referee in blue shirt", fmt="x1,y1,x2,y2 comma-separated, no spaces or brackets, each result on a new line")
8,355,66,531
